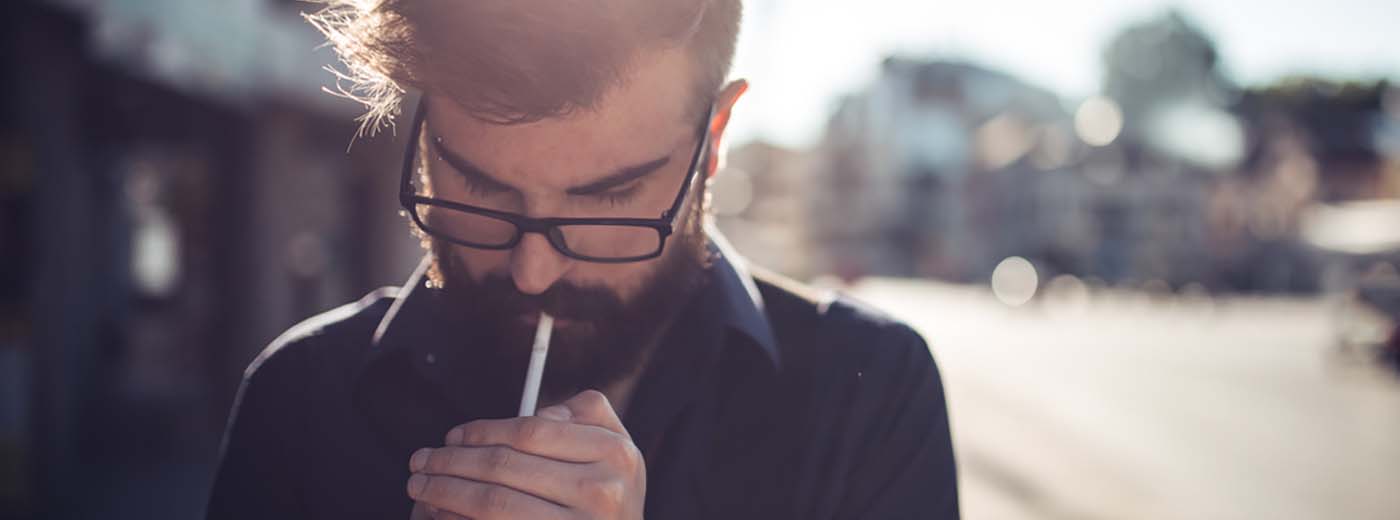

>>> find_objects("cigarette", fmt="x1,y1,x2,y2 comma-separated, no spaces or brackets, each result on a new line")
517,312,554,417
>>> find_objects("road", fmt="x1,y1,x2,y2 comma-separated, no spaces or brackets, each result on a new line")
849,278,1400,520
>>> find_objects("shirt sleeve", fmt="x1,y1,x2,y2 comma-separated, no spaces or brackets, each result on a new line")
835,325,960,519
205,343,308,519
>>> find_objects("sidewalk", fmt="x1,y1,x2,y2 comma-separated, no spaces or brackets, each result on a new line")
852,278,1400,520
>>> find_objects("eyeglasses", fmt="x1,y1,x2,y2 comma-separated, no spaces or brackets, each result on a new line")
399,99,713,263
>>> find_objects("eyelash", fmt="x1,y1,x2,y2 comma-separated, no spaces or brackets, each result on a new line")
596,183,640,207
461,176,506,197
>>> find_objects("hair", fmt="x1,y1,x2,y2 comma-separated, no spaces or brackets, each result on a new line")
305,0,741,135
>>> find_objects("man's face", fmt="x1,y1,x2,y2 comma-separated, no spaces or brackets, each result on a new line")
419,48,716,399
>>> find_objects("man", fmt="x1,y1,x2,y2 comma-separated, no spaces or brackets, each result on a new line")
206,0,958,518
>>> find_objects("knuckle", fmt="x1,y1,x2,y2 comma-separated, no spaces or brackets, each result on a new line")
605,435,643,472
438,447,460,472
578,477,625,510
625,445,645,473
418,476,443,501
514,417,547,447
480,485,513,515
575,389,609,409
459,423,489,446
484,446,513,475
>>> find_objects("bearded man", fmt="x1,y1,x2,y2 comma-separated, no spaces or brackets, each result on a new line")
206,1,958,518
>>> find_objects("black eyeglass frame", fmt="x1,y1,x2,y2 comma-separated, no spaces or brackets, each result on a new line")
399,98,714,263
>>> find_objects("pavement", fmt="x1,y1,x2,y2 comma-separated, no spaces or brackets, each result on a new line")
848,278,1400,520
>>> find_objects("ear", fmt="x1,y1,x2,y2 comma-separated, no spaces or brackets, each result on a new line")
703,79,749,179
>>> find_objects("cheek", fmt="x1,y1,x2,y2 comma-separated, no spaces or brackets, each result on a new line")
450,245,510,282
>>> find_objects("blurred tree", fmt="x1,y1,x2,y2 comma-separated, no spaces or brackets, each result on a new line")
1237,77,1394,201
1102,10,1237,141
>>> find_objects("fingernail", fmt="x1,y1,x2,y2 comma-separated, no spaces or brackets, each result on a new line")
538,405,572,421
446,427,462,445
410,448,431,472
407,474,426,498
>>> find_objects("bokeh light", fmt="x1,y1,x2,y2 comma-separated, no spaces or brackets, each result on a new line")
991,256,1040,307
711,166,755,217
1073,95,1124,146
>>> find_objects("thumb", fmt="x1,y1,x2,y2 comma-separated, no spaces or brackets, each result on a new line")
553,389,628,436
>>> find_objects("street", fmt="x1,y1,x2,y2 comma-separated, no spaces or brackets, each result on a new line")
849,278,1400,520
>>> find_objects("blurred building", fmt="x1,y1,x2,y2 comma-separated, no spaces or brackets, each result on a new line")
711,141,816,278
1087,12,1234,288
1233,79,1400,293
804,11,1399,295
3,2,419,518
1201,78,1400,293
812,57,1070,282
809,52,1217,287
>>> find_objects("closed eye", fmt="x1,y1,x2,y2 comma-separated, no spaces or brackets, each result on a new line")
431,138,516,198
593,182,643,207
460,173,511,197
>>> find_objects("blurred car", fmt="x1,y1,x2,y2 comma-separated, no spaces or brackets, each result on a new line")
1359,280,1400,372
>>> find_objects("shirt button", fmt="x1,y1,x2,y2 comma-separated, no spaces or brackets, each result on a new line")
425,353,437,365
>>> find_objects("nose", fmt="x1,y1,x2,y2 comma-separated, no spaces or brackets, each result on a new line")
508,232,571,295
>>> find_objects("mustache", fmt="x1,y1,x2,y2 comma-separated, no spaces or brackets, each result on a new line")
469,274,625,323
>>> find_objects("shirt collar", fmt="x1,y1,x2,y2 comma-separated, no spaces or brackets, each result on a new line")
704,225,781,369
370,226,781,369
371,253,443,356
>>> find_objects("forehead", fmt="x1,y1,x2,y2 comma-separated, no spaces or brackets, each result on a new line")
424,48,701,188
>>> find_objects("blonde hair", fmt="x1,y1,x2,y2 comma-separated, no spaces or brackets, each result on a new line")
304,0,741,136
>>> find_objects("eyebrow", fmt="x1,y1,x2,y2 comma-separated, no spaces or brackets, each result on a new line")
431,137,515,193
565,156,672,195
430,135,673,196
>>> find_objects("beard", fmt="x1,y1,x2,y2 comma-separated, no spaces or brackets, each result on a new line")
424,190,713,403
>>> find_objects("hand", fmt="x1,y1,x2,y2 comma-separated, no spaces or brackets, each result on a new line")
406,390,646,519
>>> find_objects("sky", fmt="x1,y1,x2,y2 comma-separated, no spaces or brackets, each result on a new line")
726,0,1400,148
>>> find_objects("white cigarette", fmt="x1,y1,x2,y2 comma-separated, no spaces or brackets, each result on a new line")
517,312,554,416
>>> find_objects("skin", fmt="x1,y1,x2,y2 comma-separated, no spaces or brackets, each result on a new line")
407,45,747,520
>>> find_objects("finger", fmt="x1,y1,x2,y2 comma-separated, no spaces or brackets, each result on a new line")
429,508,470,520
445,416,626,462
545,392,645,480
409,502,433,520
408,473,568,520
555,390,628,436
411,445,594,505
414,503,468,520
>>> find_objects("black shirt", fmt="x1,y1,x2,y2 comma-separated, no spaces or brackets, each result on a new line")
206,237,959,519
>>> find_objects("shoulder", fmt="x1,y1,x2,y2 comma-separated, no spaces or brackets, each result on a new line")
753,268,934,374
241,286,400,383
750,269,952,465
